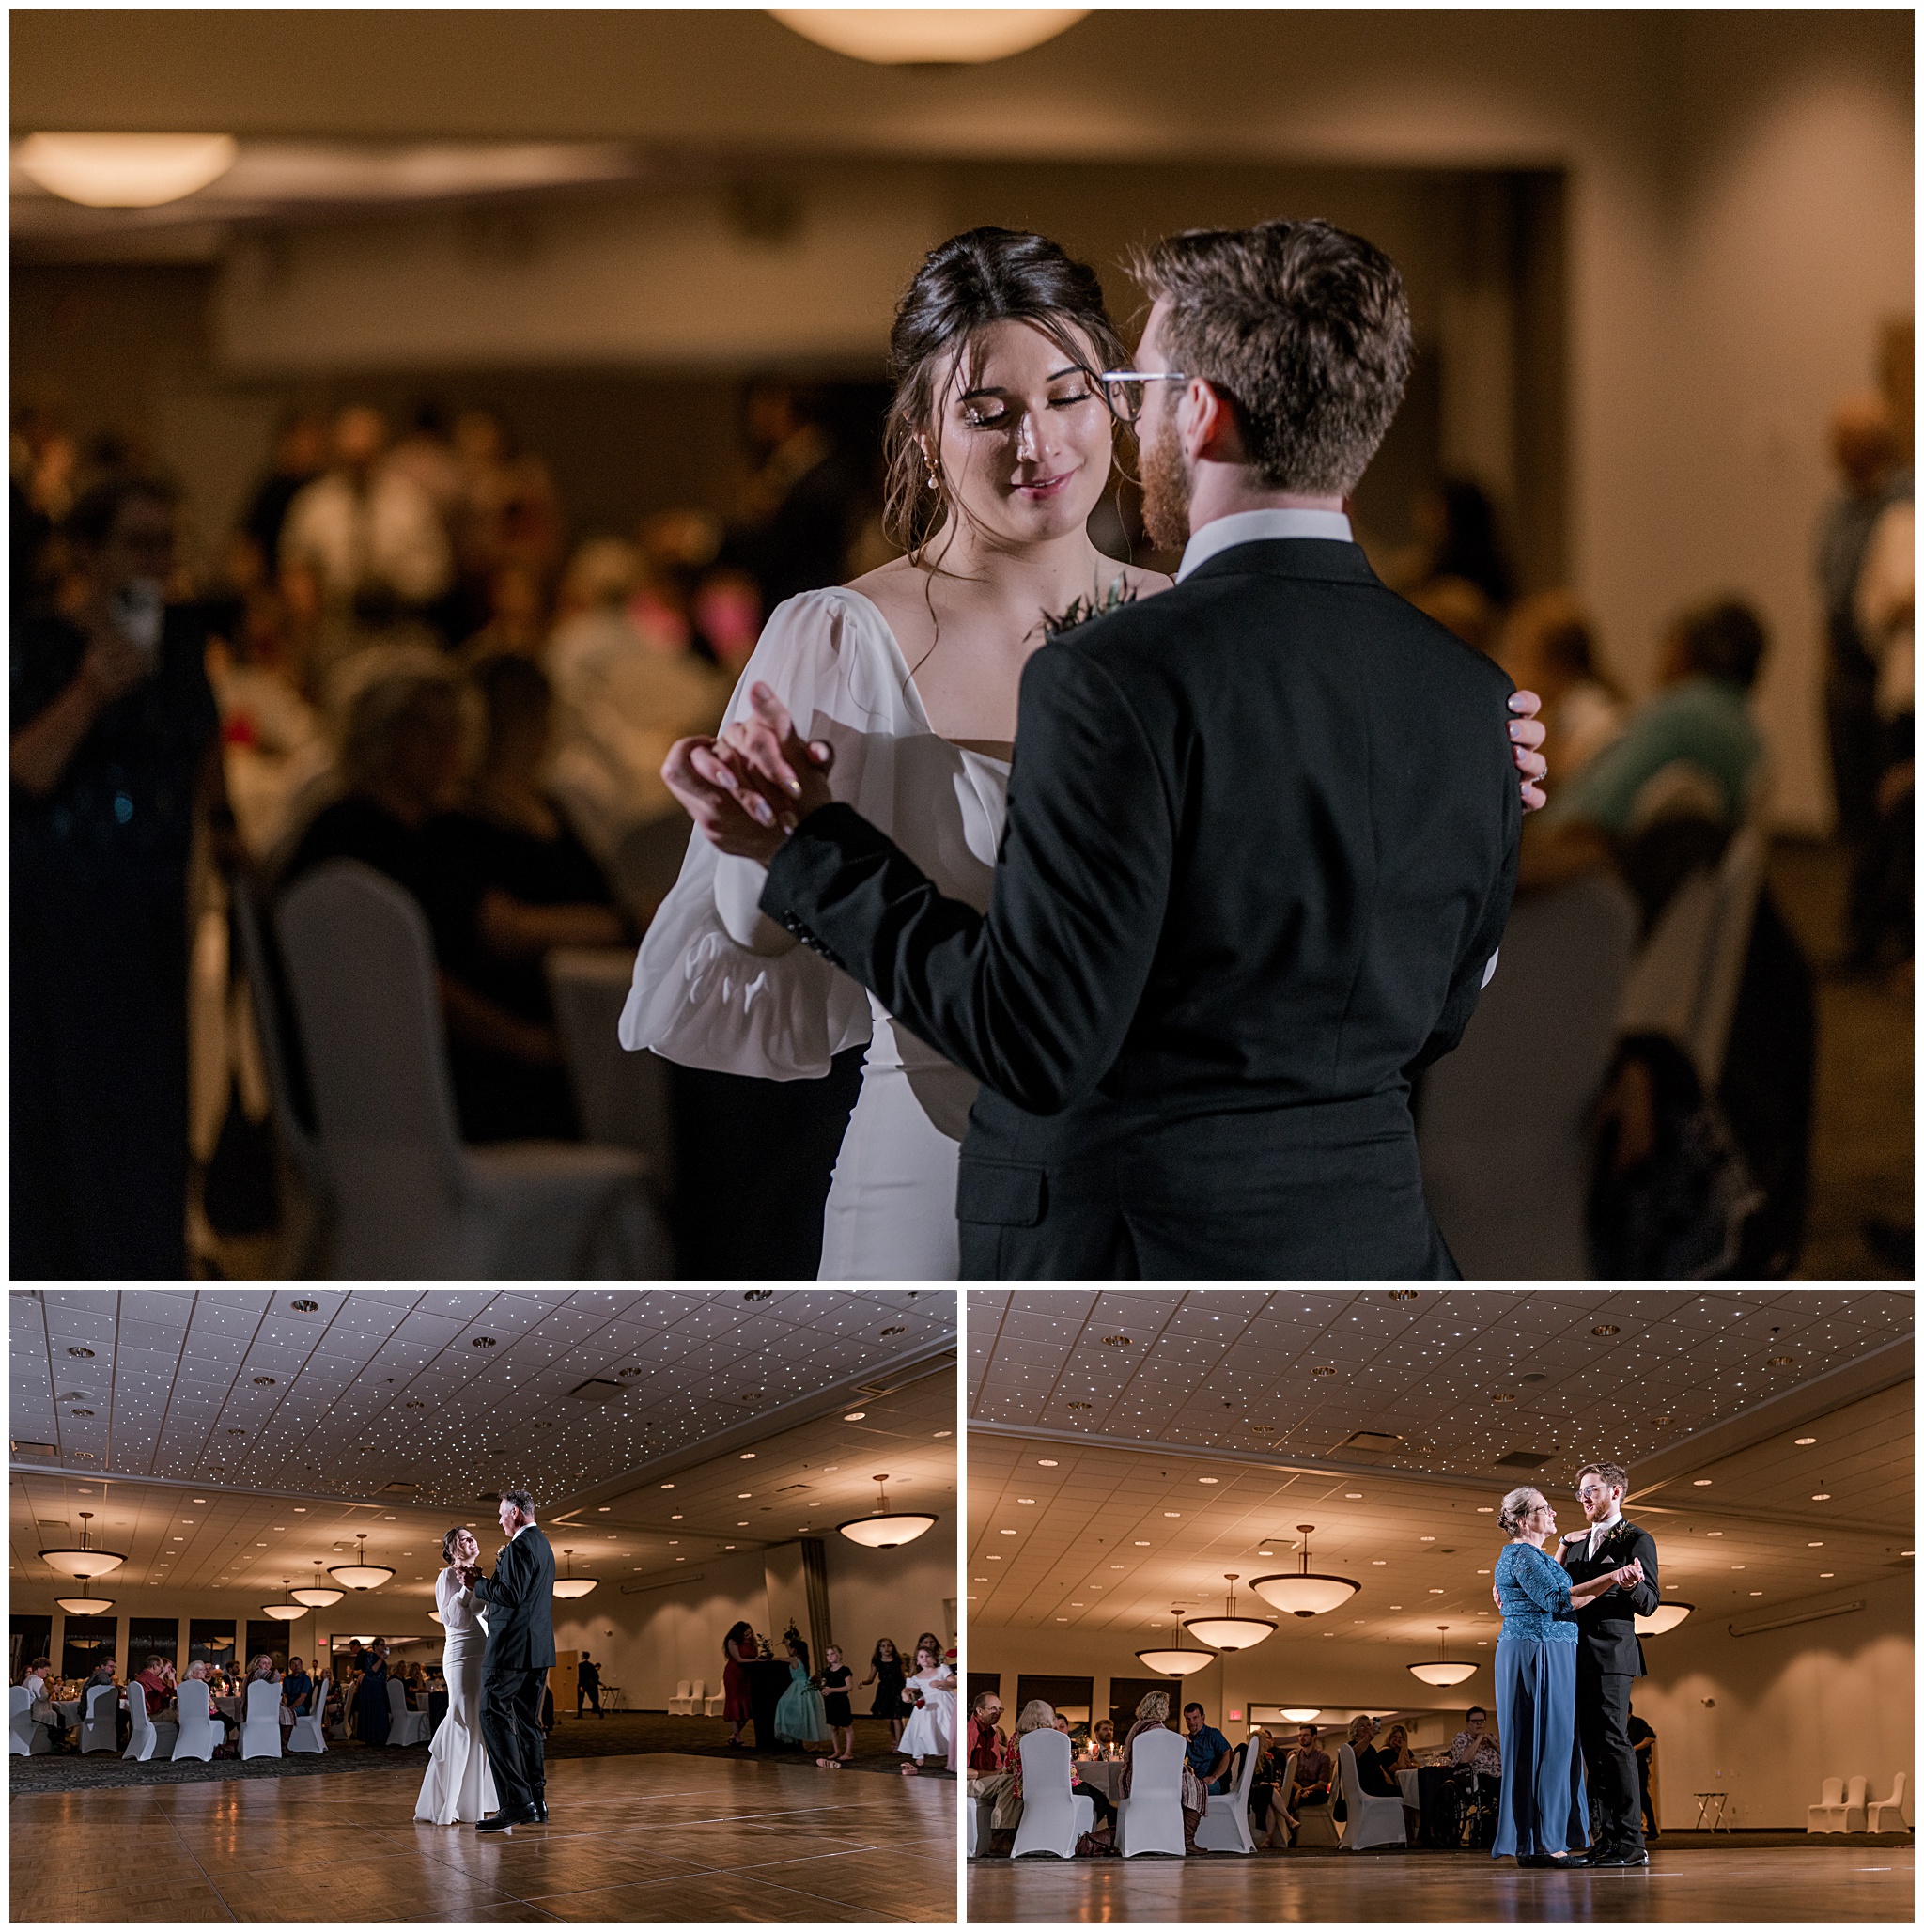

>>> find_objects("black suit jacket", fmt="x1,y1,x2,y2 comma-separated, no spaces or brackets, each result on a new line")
473,1525,557,1674
762,538,1521,1277
1558,1519,1660,1675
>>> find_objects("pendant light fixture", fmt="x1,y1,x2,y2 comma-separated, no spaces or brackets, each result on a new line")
552,1549,598,1599
1184,1574,1278,1651
1250,1525,1360,1617
1137,1607,1216,1676
328,1533,395,1592
292,1559,345,1609
1634,1600,1695,1636
1280,1707,1323,1722
1407,1625,1478,1687
768,11,1088,66
39,1508,126,1581
55,1566,115,1618
837,1473,937,1549
261,1578,306,1623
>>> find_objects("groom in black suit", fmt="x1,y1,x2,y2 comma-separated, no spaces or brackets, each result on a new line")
1559,1461,1661,1866
472,1488,555,1832
666,218,1540,1276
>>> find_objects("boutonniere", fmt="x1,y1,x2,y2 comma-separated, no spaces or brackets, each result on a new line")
1043,574,1138,640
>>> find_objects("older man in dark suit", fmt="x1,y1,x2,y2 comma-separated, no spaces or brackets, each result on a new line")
470,1488,556,1833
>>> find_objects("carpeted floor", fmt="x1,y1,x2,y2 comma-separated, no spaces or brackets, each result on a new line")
8,1711,944,1797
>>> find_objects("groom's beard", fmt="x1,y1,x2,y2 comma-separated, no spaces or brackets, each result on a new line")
1140,411,1191,553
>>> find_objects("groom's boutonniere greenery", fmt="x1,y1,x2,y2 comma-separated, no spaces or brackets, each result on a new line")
1043,573,1138,641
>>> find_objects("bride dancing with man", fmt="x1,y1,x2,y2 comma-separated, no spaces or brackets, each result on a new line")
416,1490,555,1832
628,216,1549,1278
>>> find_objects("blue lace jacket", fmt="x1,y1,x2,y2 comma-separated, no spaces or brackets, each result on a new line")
1495,1541,1577,1643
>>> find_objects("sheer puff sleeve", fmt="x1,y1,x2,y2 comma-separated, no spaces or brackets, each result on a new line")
619,590,892,1080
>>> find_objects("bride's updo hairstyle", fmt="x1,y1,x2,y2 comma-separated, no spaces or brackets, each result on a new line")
884,226,1128,559
1497,1486,1546,1535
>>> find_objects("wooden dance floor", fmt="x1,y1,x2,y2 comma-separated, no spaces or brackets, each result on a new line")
11,1753,955,1922
967,1845,1914,1923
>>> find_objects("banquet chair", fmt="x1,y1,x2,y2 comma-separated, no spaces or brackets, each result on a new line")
666,1679,700,1715
241,1680,285,1760
1807,1776,1847,1831
1867,1772,1908,1832
1115,1727,1187,1857
172,1680,219,1762
547,945,679,1193
276,861,668,1279
1336,1744,1407,1851
1196,1734,1263,1853
1011,1728,1094,1859
1274,1753,1339,1848
386,1678,432,1747
703,1687,726,1716
10,1687,51,1756
287,1690,329,1754
79,1682,119,1754
1418,869,1638,1278
123,1681,177,1762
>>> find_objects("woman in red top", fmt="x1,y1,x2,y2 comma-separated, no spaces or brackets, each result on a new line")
722,1621,757,1748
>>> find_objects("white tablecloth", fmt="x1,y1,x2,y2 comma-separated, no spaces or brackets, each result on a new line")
1075,1759,1125,1802
1399,1768,1420,1806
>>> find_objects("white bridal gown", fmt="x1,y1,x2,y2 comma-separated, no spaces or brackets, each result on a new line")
622,588,1008,1280
414,1566,499,1825
897,1667,957,1761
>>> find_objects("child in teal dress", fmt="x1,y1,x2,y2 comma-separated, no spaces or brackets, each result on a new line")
774,1632,828,1748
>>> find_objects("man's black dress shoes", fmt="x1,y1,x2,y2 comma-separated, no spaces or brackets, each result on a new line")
1591,1848,1650,1866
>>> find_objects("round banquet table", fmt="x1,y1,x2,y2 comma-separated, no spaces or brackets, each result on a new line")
1074,1759,1125,1803
1399,1767,1420,1807
54,1701,81,1726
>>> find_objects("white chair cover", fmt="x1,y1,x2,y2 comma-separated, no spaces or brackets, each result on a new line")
385,1676,431,1746
1336,1743,1407,1851
123,1680,178,1762
666,1678,698,1714
172,1679,218,1762
547,946,678,1188
10,1685,51,1756
287,1683,329,1754
1011,1728,1095,1860
1867,1771,1908,1832
703,1687,727,1716
1419,870,1639,1278
1195,1732,1262,1853
241,1679,285,1760
276,862,667,1279
1842,1775,1870,1833
1115,1727,1187,1858
1808,1775,1847,1831
1276,1750,1340,1848
79,1682,119,1754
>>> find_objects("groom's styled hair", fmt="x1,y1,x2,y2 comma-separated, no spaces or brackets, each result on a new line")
1130,218,1412,496
1576,1462,1629,1495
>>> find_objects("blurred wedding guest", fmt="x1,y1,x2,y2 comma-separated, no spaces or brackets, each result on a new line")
448,410,564,633
1846,492,1913,974
385,402,467,529
726,380,874,610
240,408,331,583
1497,591,1624,780
1410,573,1499,655
459,562,551,667
279,404,454,672
11,476,230,1278
1816,391,1910,956
544,536,732,885
1391,476,1515,606
425,652,627,1141
11,405,79,612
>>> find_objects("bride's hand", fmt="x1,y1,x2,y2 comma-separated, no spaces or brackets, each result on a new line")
1509,691,1548,812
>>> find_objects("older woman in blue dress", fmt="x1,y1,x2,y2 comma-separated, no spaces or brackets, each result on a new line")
1492,1485,1643,1868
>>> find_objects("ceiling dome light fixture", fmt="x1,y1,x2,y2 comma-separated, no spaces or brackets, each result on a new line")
55,1560,115,1617
18,132,238,208
292,1559,344,1609
1408,1625,1478,1688
1634,1600,1695,1637
38,1509,126,1581
1280,1706,1322,1722
838,1473,937,1549
768,9,1087,66
1185,1574,1278,1651
261,1578,306,1623
552,1549,598,1599
1250,1526,1360,1617
328,1533,395,1592
1137,1608,1216,1677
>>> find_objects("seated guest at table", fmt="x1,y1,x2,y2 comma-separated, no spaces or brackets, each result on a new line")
1381,1723,1417,1772
354,1639,392,1747
1080,1718,1120,1761
283,1657,313,1726
1183,1700,1234,1795
246,1652,282,1723
132,1656,177,1723
184,1661,234,1746
1449,1706,1503,1778
1125,1690,1204,1853
1348,1715,1401,1797
968,1690,1014,1831
80,1658,125,1750
423,651,628,1142
1053,1713,1075,1739
1290,1722,1334,1810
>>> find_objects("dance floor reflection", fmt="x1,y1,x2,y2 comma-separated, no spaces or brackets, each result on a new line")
13,1753,955,1922
966,1845,1913,1924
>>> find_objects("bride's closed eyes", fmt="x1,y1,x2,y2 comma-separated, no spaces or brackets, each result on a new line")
957,385,1098,431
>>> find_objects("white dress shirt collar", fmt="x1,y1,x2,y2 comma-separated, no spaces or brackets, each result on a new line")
510,1519,536,1540
1175,507,1354,583
1587,1509,1623,1554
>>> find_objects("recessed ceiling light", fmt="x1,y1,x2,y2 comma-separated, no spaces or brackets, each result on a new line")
738,1453,755,1460
843,1410,867,1421
1017,1498,1035,1504
66,1346,95,1359
1163,1512,1181,1519
1037,1459,1058,1467
1812,1492,1831,1502
1110,1564,1125,1569
1000,1529,1016,1535
1134,1540,1150,1547
935,1430,952,1438
1420,1535,1435,1542
1198,1476,1219,1485
1344,1492,1363,1500
1693,1479,1713,1487
1820,1572,1834,1579
252,1376,276,1387
659,1484,674,1489
471,1336,495,1348
1591,1325,1620,1336
1372,1560,1388,1566
1476,1506,1494,1513
597,1506,611,1513
737,1493,752,1500
1808,1542,1823,1548
670,1514,682,1520
1794,1437,1817,1445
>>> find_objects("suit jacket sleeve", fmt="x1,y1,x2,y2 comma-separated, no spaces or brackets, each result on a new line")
473,1535,525,1613
1624,1526,1660,1616
761,642,1173,1115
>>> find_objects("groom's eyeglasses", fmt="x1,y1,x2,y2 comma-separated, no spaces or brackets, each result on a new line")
1099,369,1188,425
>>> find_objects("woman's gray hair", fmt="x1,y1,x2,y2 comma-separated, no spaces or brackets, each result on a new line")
1498,1486,1547,1535
1014,1699,1056,1735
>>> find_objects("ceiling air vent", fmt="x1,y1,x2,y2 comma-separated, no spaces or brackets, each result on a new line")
1496,1450,1555,1470
1338,1430,1405,1455
14,1441,58,1457
566,1379,626,1404
380,1482,417,1496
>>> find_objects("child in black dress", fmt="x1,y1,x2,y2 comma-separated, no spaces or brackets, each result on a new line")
816,1644,855,1768
862,1637,908,1746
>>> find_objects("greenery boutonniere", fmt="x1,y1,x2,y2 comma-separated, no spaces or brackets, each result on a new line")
1043,573,1137,641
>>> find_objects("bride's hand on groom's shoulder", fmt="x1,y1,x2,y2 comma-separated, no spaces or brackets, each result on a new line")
1509,691,1548,813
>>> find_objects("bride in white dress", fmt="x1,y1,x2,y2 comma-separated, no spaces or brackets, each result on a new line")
624,228,1166,1278
414,1528,498,1826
